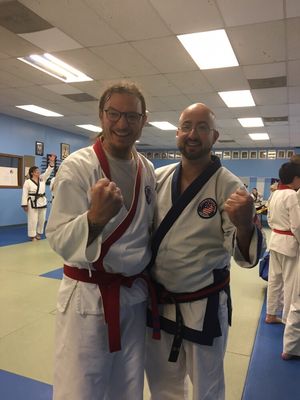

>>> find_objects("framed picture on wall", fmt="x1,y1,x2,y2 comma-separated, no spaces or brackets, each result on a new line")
267,150,276,159
250,150,257,159
146,152,153,159
286,150,294,159
175,151,181,159
241,151,248,159
168,151,175,159
60,143,70,160
223,151,231,160
153,152,161,159
232,151,239,159
277,150,285,159
259,150,267,159
214,151,222,159
35,141,44,156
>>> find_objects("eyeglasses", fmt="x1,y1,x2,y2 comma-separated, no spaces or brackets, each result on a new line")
104,108,143,124
178,123,214,135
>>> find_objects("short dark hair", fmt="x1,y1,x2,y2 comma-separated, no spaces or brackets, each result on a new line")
279,162,300,184
99,81,146,115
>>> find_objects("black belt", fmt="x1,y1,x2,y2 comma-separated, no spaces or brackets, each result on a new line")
149,268,231,362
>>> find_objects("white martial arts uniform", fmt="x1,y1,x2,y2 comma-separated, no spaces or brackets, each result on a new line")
267,186,300,323
21,165,53,237
146,158,263,400
46,142,155,400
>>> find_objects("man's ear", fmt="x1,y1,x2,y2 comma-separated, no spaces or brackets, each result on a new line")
213,130,219,143
142,113,147,127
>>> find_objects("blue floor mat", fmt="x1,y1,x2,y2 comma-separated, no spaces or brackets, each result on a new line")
0,370,52,400
0,224,45,247
242,297,300,400
40,268,63,280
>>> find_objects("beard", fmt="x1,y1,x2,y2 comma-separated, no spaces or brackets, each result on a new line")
177,143,212,160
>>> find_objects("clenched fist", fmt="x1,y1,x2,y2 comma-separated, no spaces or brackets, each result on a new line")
224,187,254,230
87,178,123,228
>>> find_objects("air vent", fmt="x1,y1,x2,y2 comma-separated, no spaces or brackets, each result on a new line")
263,116,288,125
0,1,52,34
136,143,151,147
248,76,286,89
218,139,236,143
63,93,98,102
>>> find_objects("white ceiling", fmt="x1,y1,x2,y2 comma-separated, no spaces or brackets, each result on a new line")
0,0,299,149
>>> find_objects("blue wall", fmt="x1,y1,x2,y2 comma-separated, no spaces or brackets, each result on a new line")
0,113,89,227
149,151,296,201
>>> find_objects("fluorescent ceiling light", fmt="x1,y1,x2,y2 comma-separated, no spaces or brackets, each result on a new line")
76,124,102,133
149,121,177,130
18,53,93,83
218,90,255,107
177,29,239,70
16,105,63,117
238,117,264,127
248,133,270,140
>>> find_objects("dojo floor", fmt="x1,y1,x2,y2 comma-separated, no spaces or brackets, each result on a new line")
0,226,299,400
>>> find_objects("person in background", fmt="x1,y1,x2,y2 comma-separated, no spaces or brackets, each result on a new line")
266,162,300,328
21,154,55,241
46,82,157,400
145,102,264,400
250,187,263,208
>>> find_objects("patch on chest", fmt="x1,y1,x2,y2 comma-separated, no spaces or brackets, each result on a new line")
144,185,152,204
197,198,217,219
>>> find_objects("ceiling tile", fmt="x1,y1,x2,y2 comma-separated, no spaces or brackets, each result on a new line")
19,27,82,52
228,20,285,65
217,0,283,26
90,43,158,76
131,37,198,73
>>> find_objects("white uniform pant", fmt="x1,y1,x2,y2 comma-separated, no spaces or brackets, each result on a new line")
283,258,300,356
53,299,147,400
145,292,229,400
266,250,298,323
27,205,46,237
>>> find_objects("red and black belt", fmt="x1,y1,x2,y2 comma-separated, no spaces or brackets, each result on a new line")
63,264,160,353
272,229,294,236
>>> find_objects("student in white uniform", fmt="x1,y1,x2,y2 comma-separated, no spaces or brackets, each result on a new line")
46,82,158,400
266,162,300,326
145,103,264,400
21,154,55,240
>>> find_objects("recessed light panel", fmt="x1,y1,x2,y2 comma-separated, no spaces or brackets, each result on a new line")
238,118,264,127
248,133,270,140
148,122,177,130
177,29,239,70
218,90,255,107
16,105,63,117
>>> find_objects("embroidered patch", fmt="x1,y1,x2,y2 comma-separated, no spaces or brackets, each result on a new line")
197,198,217,219
144,185,152,204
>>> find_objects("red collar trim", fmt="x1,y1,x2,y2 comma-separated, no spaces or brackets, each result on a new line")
277,184,291,190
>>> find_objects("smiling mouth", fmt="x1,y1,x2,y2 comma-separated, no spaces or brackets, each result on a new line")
113,130,130,138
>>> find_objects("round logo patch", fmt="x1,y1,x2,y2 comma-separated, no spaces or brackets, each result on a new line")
144,185,152,204
197,198,217,219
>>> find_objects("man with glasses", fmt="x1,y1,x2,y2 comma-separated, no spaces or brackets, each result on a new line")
146,102,264,400
47,82,158,400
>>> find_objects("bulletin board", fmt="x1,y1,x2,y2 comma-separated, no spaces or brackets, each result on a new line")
0,153,23,188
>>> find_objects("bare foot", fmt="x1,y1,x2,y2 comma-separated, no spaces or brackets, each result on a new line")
281,352,300,360
265,315,283,324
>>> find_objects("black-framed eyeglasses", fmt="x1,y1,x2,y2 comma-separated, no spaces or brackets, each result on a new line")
178,123,214,135
104,108,143,124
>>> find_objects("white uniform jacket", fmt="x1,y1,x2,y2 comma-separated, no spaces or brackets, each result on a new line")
21,165,53,208
267,187,300,257
46,145,156,314
151,158,263,334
